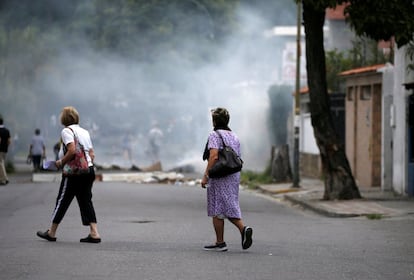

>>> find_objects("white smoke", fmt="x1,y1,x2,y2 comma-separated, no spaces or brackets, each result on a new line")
4,2,297,172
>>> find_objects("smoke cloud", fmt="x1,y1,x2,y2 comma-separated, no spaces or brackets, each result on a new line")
1,1,296,172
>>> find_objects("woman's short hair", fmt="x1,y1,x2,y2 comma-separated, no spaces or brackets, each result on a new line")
60,106,80,126
211,107,230,127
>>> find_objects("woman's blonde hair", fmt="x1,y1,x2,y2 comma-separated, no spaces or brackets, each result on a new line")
60,106,80,127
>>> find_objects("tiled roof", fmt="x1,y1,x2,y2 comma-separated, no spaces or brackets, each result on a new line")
339,64,386,76
292,86,309,96
300,86,309,94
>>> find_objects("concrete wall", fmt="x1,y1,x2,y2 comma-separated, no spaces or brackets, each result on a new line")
379,64,394,191
344,72,383,188
392,46,409,195
301,113,319,154
298,92,345,178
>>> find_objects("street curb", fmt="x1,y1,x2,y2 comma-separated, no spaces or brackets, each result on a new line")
256,187,301,195
283,194,361,218
256,186,352,217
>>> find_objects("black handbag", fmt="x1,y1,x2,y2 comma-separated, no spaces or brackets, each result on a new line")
208,131,243,178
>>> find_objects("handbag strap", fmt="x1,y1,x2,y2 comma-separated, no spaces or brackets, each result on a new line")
215,130,242,161
215,131,227,147
63,127,83,154
66,127,81,145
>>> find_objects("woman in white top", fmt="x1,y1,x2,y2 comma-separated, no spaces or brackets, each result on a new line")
37,106,101,243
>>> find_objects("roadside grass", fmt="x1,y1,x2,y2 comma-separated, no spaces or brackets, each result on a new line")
240,169,273,190
365,213,383,220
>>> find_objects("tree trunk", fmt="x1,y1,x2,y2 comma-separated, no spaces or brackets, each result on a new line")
302,1,361,200
271,144,293,182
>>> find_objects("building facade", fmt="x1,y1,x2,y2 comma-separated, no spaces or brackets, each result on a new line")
340,65,384,188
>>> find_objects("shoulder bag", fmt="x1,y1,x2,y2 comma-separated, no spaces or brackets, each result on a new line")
62,127,90,176
208,131,243,178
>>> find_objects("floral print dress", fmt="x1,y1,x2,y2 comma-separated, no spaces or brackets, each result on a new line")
206,130,242,219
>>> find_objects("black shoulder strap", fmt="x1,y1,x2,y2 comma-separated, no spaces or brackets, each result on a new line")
215,131,228,147
62,127,80,153
66,127,79,142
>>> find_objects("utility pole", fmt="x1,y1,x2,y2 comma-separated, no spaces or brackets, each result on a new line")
293,0,301,188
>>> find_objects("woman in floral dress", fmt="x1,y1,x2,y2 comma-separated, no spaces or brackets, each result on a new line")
201,107,253,252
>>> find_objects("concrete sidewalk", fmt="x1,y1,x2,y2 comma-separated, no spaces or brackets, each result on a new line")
257,178,414,219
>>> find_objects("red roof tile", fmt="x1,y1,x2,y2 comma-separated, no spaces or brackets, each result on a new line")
300,86,309,94
292,86,309,96
339,64,386,76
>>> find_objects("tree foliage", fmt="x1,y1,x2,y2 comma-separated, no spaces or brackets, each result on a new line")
326,37,392,92
0,0,239,62
345,0,414,47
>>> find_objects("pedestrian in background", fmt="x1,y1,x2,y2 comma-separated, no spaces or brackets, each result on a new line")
53,140,61,161
28,128,46,172
37,106,101,243
0,115,11,185
201,107,253,252
147,121,163,164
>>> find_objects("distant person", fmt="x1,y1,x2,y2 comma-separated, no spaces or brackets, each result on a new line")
0,115,11,185
53,140,61,161
147,121,163,163
201,107,252,252
28,128,46,172
37,106,101,243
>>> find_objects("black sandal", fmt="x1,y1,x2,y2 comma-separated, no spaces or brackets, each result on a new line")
36,230,57,242
80,234,101,243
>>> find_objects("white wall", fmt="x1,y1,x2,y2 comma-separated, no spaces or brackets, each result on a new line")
300,113,319,154
392,46,408,195
379,64,394,191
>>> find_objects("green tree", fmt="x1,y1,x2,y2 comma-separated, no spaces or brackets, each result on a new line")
302,0,361,200
301,0,413,200
345,0,414,47
325,49,353,92
326,37,392,92
66,0,239,62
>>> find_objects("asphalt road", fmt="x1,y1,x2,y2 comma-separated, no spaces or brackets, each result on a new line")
0,179,413,280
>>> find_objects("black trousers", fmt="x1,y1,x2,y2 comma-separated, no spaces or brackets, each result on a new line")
51,167,97,226
32,155,42,170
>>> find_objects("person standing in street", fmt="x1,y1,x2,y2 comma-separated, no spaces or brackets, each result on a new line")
201,107,253,252
0,115,11,186
147,121,163,164
28,128,46,172
53,140,61,161
37,106,101,243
